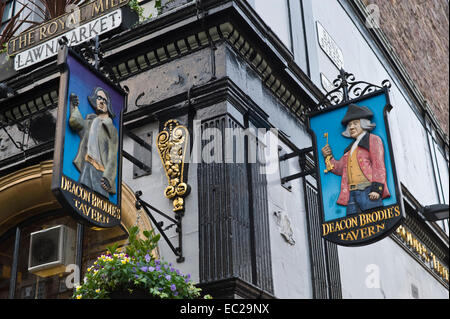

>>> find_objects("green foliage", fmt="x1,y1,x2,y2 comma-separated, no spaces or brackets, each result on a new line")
128,0,173,21
128,0,145,21
72,226,211,299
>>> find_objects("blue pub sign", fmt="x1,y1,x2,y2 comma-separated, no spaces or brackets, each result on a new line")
52,47,127,228
308,82,404,246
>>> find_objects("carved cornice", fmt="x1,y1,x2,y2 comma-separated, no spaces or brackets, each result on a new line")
106,20,312,123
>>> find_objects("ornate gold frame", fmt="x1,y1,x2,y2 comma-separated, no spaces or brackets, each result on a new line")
156,120,190,213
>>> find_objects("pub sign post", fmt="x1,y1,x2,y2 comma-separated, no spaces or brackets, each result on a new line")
51,43,127,228
307,71,405,246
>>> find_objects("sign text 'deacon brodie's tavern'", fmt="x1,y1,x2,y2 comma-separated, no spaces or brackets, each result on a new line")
322,204,401,242
7,0,130,65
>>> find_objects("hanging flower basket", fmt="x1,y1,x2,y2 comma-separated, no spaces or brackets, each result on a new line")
73,226,211,299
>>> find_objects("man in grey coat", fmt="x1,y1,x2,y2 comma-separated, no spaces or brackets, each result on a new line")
69,87,119,198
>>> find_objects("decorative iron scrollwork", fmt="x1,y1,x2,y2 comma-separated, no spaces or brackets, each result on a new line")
312,69,391,113
157,120,190,213
71,39,119,84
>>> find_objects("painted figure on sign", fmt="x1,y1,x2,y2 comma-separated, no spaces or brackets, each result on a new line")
321,103,390,215
69,87,118,198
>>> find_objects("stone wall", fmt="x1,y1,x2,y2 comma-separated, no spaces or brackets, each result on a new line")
361,0,449,136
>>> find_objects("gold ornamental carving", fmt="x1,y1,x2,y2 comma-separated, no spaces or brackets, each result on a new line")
157,120,190,212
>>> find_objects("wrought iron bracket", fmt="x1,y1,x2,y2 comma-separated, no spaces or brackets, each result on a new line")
280,146,315,184
0,118,36,152
310,68,391,114
122,129,152,173
135,191,185,263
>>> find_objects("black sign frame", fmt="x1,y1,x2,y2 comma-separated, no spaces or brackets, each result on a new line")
51,43,127,228
307,77,405,247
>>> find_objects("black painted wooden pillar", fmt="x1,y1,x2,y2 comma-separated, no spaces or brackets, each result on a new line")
197,113,273,298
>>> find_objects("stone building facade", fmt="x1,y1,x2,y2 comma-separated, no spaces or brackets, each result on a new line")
0,0,448,299
361,0,449,135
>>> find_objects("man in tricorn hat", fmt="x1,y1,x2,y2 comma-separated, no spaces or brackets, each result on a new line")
321,103,390,215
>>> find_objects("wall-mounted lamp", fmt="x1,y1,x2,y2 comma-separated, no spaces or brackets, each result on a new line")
422,204,449,222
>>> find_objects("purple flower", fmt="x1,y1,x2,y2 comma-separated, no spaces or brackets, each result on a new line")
140,266,148,272
174,292,178,296
144,254,151,263
165,275,171,281
155,260,160,265
148,266,155,272
155,265,161,271
170,284,176,291
170,267,175,272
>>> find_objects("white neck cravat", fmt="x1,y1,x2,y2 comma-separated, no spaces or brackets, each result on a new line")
350,131,366,155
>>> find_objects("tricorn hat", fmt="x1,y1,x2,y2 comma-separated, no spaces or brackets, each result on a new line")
341,103,373,125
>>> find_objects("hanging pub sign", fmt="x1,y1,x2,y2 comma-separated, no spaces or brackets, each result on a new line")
308,71,404,246
51,45,127,228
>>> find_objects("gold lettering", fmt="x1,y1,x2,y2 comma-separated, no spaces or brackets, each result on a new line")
359,214,366,227
93,0,104,16
47,21,58,35
57,17,66,30
19,34,27,49
10,38,18,52
346,231,356,241
396,225,448,282
39,26,47,41
28,32,35,46
376,223,385,233
349,216,358,228
358,227,367,239
366,226,376,238
394,205,401,217
387,207,394,219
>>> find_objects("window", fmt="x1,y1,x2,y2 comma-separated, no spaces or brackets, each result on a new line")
0,211,127,299
253,0,293,50
1,0,15,24
0,233,14,298
1,0,17,34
